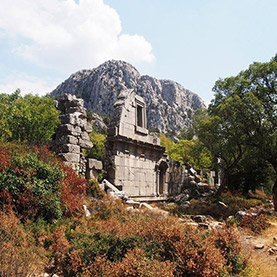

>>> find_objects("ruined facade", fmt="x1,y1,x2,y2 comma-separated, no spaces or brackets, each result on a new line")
52,94,102,178
106,89,169,200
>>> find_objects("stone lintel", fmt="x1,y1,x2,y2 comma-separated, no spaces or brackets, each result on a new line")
87,158,103,170
107,135,165,153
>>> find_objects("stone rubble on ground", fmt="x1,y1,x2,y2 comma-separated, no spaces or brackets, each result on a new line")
254,243,265,249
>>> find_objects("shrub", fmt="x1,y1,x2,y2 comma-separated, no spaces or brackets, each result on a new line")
60,164,88,217
239,214,270,234
0,143,88,221
0,208,46,276
88,179,104,198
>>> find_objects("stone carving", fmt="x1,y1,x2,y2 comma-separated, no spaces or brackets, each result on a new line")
52,94,93,175
51,60,205,134
106,89,169,201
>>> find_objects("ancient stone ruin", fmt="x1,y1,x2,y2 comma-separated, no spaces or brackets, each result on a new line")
52,94,102,177
52,92,217,202
106,89,169,201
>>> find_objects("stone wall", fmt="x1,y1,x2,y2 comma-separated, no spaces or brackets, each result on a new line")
52,94,93,175
106,89,169,200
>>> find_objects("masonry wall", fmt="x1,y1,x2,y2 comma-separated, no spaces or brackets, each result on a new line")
106,89,169,199
108,141,167,197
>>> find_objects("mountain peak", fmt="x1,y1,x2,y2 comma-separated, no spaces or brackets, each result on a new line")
51,61,205,133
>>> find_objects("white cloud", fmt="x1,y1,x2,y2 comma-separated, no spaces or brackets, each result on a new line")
0,0,155,73
0,73,58,96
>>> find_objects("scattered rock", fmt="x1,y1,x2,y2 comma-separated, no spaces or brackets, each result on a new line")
198,223,210,230
192,215,207,223
218,201,228,209
254,244,264,249
83,205,91,217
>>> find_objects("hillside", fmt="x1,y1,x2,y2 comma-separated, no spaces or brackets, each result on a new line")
51,60,205,133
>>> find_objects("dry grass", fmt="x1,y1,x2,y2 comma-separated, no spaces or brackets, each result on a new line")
239,221,277,277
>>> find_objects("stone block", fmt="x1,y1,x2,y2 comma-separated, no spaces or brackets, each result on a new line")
59,124,81,135
58,153,80,163
58,144,80,154
55,135,78,145
86,168,99,180
67,106,86,114
79,139,93,149
81,132,90,141
87,158,103,170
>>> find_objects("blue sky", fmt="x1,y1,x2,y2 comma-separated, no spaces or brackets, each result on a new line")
0,0,276,104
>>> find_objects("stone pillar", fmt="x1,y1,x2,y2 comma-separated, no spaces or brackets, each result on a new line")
52,94,93,175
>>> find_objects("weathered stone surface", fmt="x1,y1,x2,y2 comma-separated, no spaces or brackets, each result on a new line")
79,138,93,149
87,158,103,170
192,215,208,223
55,135,78,145
254,244,264,249
58,124,82,135
58,144,80,154
197,183,211,193
58,153,80,163
52,94,94,176
105,90,168,199
51,60,205,134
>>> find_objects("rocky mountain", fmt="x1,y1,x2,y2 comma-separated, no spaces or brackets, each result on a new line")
51,60,205,134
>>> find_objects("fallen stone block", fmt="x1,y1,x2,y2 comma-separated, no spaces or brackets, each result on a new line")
254,244,264,249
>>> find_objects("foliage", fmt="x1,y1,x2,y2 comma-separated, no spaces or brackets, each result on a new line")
194,55,277,196
85,131,107,162
239,214,270,234
0,208,46,276
0,90,60,144
88,179,105,198
160,134,212,172
37,198,249,276
0,142,88,221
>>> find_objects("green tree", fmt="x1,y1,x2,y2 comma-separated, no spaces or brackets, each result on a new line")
160,133,212,173
0,91,60,144
85,131,107,162
199,55,277,205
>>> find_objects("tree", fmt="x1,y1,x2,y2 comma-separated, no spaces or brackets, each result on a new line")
85,131,107,162
201,55,277,207
194,100,248,194
160,133,212,173
0,91,60,144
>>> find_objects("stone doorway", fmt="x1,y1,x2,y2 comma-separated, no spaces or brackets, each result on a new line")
158,161,168,195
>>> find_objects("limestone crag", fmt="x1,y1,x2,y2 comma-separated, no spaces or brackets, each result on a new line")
51,60,205,133
53,94,93,175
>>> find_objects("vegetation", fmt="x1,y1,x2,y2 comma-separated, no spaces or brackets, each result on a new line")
0,53,276,275
194,55,277,201
84,130,107,162
166,191,268,219
160,134,212,173
0,142,88,222
0,90,60,144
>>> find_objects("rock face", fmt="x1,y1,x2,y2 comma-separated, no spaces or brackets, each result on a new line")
51,60,205,133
